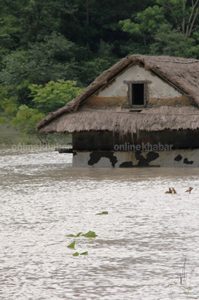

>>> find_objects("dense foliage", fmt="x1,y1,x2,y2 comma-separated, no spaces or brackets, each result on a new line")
0,0,198,139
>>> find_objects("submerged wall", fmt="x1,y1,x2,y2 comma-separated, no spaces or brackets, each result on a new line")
73,150,199,168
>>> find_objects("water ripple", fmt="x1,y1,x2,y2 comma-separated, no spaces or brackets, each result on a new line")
0,150,199,299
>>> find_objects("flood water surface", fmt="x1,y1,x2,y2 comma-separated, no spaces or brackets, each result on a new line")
0,149,199,300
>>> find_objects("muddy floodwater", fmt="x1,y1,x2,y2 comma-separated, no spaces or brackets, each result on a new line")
1,149,199,300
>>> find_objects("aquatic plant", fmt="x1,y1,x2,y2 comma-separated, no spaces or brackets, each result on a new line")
96,211,108,215
66,231,97,239
80,251,88,256
72,251,88,257
66,231,97,257
82,231,97,238
67,241,76,250
178,256,196,298
66,232,82,238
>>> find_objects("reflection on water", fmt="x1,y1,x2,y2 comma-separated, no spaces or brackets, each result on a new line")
0,149,199,300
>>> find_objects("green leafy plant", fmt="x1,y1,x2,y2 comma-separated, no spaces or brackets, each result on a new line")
66,231,97,238
66,232,82,238
72,251,88,257
66,230,97,257
80,251,88,256
67,241,76,250
82,231,97,238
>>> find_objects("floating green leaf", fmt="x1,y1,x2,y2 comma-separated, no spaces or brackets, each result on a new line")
72,252,79,257
82,231,97,238
66,232,82,238
67,241,76,249
66,234,76,237
76,232,82,237
96,211,108,215
80,251,88,256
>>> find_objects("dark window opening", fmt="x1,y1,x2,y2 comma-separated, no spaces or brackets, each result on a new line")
131,83,145,105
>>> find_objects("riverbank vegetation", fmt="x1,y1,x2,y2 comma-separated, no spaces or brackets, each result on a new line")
0,0,199,143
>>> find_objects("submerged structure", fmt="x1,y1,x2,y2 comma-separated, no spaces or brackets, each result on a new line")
38,55,199,167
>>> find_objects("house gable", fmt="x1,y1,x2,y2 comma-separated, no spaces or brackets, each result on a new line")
37,55,199,132
84,64,191,109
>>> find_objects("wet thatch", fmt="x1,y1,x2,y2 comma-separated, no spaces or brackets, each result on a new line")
38,55,199,133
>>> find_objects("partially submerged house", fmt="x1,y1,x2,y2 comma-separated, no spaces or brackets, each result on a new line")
38,55,199,167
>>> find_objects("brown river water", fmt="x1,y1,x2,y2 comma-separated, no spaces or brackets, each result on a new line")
0,148,199,300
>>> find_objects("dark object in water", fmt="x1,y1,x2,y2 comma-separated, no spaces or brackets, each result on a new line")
165,187,177,194
185,187,193,194
165,188,172,194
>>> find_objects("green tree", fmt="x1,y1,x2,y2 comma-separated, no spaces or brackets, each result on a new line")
12,105,44,134
0,85,18,119
120,0,199,57
150,23,199,57
29,80,82,113
0,33,80,85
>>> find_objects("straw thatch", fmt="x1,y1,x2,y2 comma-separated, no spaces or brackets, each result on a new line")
38,55,199,133
40,106,199,134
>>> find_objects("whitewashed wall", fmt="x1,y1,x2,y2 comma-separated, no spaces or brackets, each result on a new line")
98,65,181,98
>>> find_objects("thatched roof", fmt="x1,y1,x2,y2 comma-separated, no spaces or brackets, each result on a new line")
39,106,199,133
38,55,199,133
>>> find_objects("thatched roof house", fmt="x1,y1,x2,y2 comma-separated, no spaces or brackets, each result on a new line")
38,55,199,133
38,55,199,167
